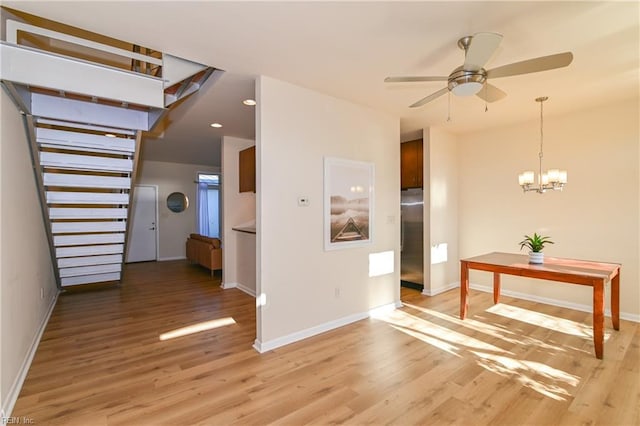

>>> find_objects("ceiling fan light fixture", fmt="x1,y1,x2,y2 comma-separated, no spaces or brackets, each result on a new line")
448,67,486,96
451,81,483,96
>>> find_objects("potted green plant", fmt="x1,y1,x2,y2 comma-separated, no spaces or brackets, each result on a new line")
519,232,554,264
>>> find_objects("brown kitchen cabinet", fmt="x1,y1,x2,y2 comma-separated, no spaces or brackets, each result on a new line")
401,139,423,189
239,146,256,193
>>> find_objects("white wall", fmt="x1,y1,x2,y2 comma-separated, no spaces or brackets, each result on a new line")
424,127,459,295
135,160,219,260
458,98,639,319
1,90,58,416
256,76,401,350
221,136,256,292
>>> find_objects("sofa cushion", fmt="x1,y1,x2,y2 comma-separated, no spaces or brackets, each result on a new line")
189,233,221,248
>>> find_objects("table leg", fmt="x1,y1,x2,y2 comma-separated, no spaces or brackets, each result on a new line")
593,280,605,359
611,269,620,331
493,273,501,304
460,261,469,319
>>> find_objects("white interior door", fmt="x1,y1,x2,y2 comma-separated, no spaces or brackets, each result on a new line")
126,185,157,263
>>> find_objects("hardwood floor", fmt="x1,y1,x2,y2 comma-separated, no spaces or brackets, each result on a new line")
12,260,640,425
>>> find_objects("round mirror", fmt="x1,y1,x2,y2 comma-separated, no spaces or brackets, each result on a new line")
167,192,189,213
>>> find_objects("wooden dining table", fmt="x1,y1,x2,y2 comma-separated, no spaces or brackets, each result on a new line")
459,252,621,359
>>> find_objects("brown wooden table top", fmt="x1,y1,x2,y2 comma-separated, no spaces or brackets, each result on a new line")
461,252,620,281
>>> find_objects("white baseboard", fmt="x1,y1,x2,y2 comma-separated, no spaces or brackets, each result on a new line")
236,283,256,297
2,290,59,417
253,301,400,353
157,256,187,262
221,281,237,290
467,282,640,323
422,281,459,297
221,281,256,297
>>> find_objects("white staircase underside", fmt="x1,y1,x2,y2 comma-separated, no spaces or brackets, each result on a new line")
1,42,165,108
1,14,221,288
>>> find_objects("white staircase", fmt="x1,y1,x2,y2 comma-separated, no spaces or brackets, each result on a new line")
36,118,138,287
0,11,223,288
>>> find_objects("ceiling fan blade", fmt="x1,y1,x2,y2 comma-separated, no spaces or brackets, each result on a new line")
385,76,448,83
486,52,574,79
476,83,507,103
463,32,503,71
409,87,448,108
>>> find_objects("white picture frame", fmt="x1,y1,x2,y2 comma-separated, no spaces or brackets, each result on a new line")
324,157,374,251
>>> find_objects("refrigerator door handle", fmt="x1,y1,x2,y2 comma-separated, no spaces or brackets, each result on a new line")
400,213,405,252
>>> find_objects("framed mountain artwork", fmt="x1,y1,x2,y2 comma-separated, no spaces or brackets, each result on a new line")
324,157,374,251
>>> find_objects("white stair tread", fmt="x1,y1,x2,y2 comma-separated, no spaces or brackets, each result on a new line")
54,233,124,247
47,191,129,205
39,143,134,157
37,127,136,153
56,244,123,258
36,119,136,136
52,221,126,234
61,272,121,287
58,254,122,268
44,173,131,189
40,152,133,172
49,207,127,219
59,263,121,278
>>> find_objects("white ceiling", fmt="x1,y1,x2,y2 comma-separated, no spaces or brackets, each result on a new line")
5,1,639,166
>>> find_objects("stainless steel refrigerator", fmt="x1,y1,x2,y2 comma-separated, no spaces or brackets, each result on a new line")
401,188,424,289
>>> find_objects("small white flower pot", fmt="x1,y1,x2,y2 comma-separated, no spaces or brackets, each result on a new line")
529,251,544,264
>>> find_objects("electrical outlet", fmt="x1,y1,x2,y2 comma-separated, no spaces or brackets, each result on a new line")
40,288,44,299
334,287,340,298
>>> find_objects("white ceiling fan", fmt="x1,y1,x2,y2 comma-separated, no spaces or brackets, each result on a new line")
385,32,573,108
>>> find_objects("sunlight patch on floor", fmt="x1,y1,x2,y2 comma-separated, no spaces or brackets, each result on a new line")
377,309,508,356
486,304,610,340
404,302,515,338
377,305,582,401
472,351,580,401
389,324,459,355
403,302,567,353
159,317,236,341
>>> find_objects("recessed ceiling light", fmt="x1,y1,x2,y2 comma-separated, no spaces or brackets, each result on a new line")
105,133,116,138
210,123,222,128
243,99,256,106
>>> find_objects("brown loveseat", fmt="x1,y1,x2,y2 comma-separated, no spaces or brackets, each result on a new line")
186,234,222,275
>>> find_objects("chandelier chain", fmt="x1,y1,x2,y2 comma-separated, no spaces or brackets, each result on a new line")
539,99,544,160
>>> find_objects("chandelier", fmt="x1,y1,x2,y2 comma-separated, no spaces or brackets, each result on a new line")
518,96,567,193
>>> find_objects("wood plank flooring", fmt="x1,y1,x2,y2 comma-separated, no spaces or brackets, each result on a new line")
11,260,640,425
